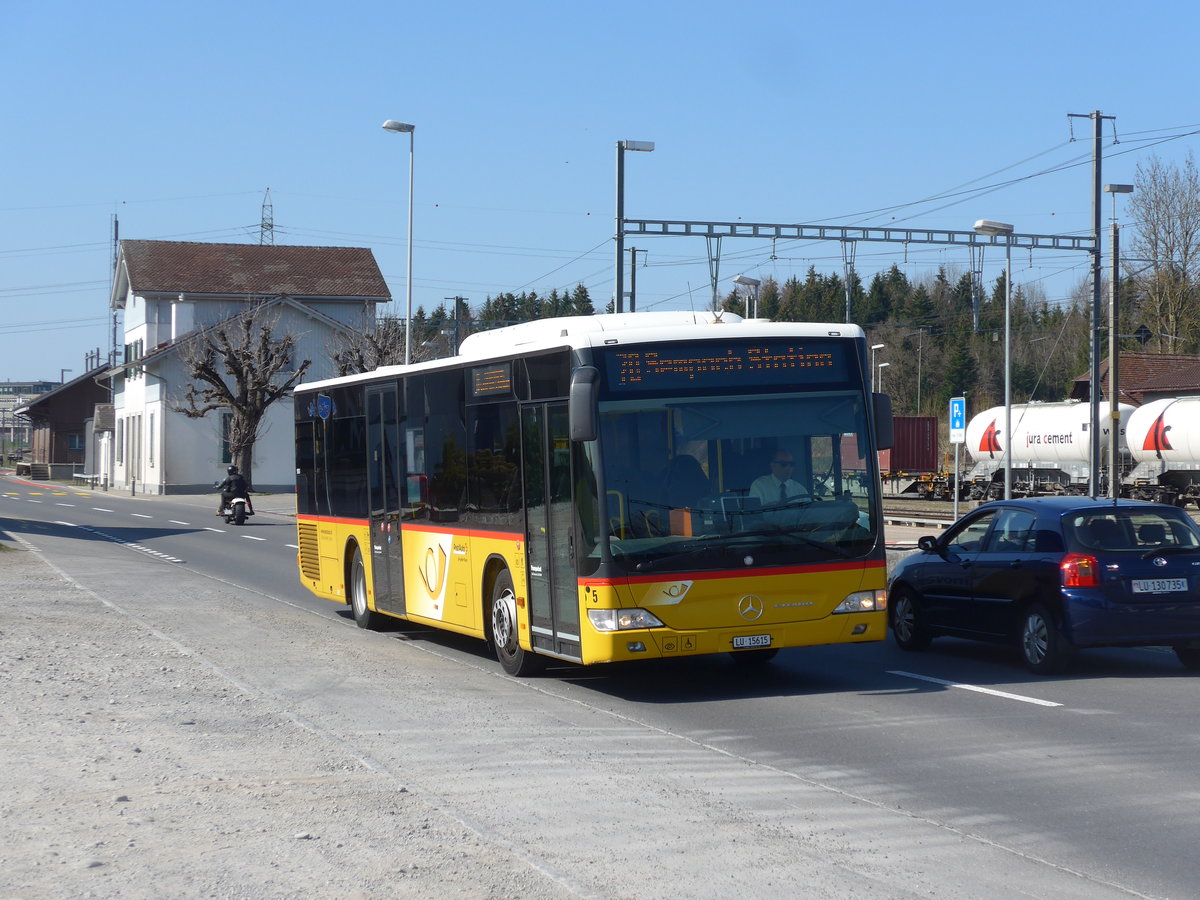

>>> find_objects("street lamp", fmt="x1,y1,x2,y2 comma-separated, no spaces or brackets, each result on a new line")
869,343,885,391
973,219,1014,500
1104,183,1134,498
732,274,761,318
876,361,890,392
382,119,416,365
614,140,654,314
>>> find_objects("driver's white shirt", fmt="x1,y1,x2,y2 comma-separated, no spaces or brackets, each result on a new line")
749,475,809,506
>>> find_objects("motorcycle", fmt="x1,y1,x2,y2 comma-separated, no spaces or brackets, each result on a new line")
220,496,253,526
215,482,254,525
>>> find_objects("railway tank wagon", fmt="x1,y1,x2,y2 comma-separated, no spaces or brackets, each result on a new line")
1124,396,1200,507
963,400,1135,499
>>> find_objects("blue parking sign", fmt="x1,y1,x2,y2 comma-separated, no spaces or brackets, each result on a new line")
949,396,966,444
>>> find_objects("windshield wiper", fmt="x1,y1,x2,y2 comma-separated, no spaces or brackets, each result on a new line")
1140,545,1200,560
633,538,730,573
733,529,853,558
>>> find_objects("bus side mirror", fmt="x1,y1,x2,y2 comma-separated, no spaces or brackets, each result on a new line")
873,392,894,450
569,366,600,442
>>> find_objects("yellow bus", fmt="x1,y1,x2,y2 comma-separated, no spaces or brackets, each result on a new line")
294,311,894,675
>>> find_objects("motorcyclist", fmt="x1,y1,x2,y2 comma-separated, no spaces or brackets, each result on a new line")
216,465,254,516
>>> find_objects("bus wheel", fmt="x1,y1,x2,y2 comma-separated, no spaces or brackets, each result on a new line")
490,569,543,677
349,545,384,631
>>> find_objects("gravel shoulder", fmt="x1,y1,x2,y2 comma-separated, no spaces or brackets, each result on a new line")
0,545,573,900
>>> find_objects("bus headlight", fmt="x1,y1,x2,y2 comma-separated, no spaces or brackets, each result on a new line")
588,608,665,632
832,589,887,614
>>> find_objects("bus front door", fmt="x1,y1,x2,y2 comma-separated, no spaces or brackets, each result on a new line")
522,402,582,662
367,386,406,615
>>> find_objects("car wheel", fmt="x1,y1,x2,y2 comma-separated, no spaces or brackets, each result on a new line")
1020,603,1070,675
890,587,931,651
349,545,385,631
1173,645,1200,671
490,569,543,677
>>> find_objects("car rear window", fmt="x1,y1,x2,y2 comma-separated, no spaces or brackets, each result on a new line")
1065,510,1200,552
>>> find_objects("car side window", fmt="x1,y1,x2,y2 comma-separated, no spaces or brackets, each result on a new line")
946,511,996,554
982,508,1037,553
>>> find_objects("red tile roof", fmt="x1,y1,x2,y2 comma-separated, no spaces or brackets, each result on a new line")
1071,353,1200,404
120,240,390,300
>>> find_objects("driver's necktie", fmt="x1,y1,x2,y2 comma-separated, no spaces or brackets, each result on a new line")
779,483,787,502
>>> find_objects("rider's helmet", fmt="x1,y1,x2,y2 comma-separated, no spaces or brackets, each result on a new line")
228,466,239,474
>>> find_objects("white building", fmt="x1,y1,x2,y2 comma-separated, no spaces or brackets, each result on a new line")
104,240,390,494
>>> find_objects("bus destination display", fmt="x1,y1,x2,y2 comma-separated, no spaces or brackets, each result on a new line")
470,362,514,398
605,341,846,391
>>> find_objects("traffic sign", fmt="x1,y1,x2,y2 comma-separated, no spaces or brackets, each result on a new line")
949,396,966,444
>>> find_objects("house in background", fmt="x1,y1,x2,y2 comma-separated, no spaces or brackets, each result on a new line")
1070,353,1200,406
103,240,390,494
14,368,111,480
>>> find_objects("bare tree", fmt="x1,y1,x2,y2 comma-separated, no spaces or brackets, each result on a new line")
172,301,311,483
1127,153,1200,353
330,313,407,376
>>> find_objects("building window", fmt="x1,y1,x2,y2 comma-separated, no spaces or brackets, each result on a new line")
148,413,155,467
67,433,84,452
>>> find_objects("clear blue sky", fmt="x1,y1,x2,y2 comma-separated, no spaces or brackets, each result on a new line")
3,0,1199,381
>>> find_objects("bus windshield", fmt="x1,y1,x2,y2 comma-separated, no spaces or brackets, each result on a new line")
597,389,877,574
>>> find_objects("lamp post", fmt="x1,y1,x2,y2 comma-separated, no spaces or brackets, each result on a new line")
869,343,885,391
876,361,890,392
732,274,761,318
382,119,416,365
614,140,654,314
1104,183,1134,498
973,219,1014,500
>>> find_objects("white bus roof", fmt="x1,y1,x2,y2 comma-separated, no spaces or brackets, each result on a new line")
297,311,864,393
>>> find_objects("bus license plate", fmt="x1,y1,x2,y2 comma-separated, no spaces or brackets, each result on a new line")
1132,578,1188,594
733,634,772,649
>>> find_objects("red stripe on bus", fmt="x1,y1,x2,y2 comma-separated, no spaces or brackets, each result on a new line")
580,558,885,587
297,515,520,544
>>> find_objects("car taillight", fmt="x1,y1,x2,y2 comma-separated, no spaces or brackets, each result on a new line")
1061,553,1099,588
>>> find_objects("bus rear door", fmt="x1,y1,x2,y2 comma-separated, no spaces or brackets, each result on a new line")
367,385,406,615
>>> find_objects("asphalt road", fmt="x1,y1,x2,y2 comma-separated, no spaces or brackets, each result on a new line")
3,474,1198,899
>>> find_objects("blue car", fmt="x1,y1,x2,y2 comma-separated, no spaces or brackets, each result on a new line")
887,497,1200,674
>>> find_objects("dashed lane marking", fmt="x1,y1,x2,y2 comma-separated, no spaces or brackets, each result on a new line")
131,513,153,518
54,520,184,564
888,670,1063,707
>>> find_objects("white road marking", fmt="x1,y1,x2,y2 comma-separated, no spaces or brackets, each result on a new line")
204,527,225,533
56,503,75,507
169,520,190,525
241,535,267,542
131,513,153,519
888,670,1063,707
285,544,299,549
53,521,184,564
92,507,114,512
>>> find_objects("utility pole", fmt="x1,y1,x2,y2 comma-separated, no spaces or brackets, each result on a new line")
260,188,275,246
627,247,645,312
1069,109,1115,497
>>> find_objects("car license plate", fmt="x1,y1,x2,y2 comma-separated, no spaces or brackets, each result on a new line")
1132,578,1188,594
733,634,772,649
